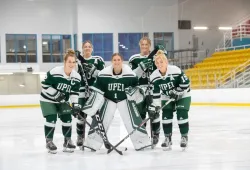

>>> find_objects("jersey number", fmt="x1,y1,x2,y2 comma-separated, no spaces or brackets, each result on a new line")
181,75,188,83
114,93,117,99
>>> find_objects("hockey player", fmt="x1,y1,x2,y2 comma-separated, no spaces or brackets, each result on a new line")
75,40,105,149
128,37,160,146
81,53,153,151
150,50,191,151
40,49,82,154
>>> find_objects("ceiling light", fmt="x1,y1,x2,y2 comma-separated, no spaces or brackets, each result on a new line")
19,84,25,87
0,73,13,75
193,27,208,30
218,27,232,30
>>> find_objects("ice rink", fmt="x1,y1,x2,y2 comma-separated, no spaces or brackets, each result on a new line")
0,106,250,170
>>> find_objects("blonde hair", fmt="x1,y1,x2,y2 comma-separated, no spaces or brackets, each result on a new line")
64,49,76,62
155,50,167,61
139,37,151,46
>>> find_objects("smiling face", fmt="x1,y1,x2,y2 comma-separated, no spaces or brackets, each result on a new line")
111,53,123,72
64,55,76,74
155,54,168,74
139,37,151,56
82,41,93,57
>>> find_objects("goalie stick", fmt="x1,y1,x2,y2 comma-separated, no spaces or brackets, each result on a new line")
107,98,174,154
67,101,124,155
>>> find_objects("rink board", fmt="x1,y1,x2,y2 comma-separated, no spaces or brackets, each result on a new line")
1,88,250,108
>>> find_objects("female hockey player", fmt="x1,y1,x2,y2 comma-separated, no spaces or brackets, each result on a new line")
150,50,191,151
40,49,82,154
128,37,160,147
75,40,105,149
81,53,153,151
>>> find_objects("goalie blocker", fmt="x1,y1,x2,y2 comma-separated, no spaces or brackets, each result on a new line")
81,53,151,151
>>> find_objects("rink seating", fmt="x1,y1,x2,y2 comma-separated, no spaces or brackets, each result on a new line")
185,48,250,89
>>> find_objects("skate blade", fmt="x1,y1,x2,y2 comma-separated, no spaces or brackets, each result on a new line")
162,146,172,151
181,146,187,152
151,144,157,149
63,147,75,153
47,149,57,154
78,146,84,151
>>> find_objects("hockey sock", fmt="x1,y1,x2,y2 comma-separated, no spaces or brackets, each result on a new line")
162,109,173,136
44,115,57,139
60,114,72,138
177,109,189,135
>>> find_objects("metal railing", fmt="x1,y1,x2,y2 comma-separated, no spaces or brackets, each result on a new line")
215,44,250,52
216,60,250,88
216,14,250,51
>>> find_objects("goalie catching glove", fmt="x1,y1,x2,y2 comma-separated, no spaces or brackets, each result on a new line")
125,86,145,104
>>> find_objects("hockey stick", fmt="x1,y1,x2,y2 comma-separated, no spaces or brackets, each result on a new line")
107,98,174,154
66,102,123,155
75,54,123,155
75,56,90,145
79,111,123,155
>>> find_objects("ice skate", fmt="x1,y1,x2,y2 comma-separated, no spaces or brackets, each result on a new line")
46,139,57,154
161,135,172,151
180,136,188,151
151,133,159,148
63,138,76,153
76,135,85,150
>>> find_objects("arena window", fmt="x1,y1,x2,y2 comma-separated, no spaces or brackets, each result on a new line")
82,33,113,61
153,32,174,52
118,33,148,61
6,34,37,63
42,34,71,63
73,34,77,51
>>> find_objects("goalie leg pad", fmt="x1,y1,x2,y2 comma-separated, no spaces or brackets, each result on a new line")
118,100,150,150
84,99,116,150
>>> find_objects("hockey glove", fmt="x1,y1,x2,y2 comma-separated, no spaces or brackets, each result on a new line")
169,88,185,101
72,103,81,118
148,104,160,120
138,59,153,72
155,44,168,56
83,63,97,77
54,91,66,103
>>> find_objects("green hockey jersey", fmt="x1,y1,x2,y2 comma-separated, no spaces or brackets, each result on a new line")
78,55,105,98
40,66,81,103
91,64,139,102
150,65,190,105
